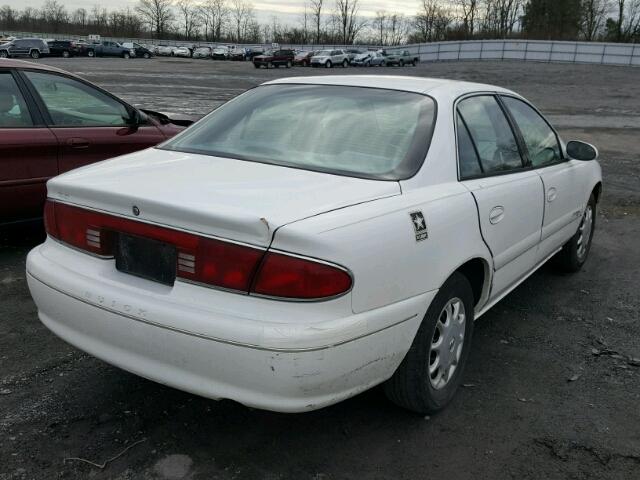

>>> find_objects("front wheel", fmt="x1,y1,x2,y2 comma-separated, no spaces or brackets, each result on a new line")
87,50,95,57
385,272,475,414
286,60,292,68
123,52,130,59
62,50,70,58
399,59,404,67
325,60,332,68
143,52,150,59
554,193,596,272
342,59,348,67
253,62,260,68
0,50,8,58
30,50,40,59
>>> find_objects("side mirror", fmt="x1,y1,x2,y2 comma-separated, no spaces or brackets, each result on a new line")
566,140,598,161
125,109,143,130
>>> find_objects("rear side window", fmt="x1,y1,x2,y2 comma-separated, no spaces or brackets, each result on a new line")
0,72,33,127
25,71,129,127
456,114,482,179
501,96,562,167
457,95,523,176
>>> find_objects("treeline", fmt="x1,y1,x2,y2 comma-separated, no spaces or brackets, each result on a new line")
0,0,638,45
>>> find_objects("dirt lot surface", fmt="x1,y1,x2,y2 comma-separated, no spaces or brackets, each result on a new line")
1,58,639,480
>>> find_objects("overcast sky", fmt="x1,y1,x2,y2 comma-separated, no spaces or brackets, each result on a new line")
18,0,421,24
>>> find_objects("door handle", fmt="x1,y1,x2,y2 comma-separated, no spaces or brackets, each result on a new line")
489,206,505,225
67,138,90,149
547,187,557,202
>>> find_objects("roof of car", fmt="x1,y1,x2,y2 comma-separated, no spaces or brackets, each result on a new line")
263,75,514,97
0,58,73,75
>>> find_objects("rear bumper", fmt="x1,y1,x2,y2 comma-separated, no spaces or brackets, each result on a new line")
27,240,432,412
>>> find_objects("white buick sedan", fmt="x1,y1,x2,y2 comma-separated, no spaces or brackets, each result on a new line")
27,76,602,414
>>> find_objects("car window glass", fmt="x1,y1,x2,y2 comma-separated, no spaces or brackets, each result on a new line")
25,71,129,127
456,113,482,179
0,72,33,127
457,95,523,174
501,96,562,167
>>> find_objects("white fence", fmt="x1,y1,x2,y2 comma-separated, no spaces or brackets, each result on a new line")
390,40,640,67
3,30,640,67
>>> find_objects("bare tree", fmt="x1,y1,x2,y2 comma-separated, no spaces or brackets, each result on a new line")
373,11,387,45
458,0,479,37
580,0,608,39
135,0,175,37
334,0,366,44
309,0,324,43
413,0,453,42
176,0,199,39
230,0,252,42
198,0,227,41
42,0,68,32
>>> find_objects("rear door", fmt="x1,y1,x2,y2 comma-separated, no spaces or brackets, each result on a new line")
456,94,545,300
500,95,584,262
21,70,166,174
0,69,58,222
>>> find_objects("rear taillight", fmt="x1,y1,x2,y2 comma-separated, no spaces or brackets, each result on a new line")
45,199,352,299
252,252,352,299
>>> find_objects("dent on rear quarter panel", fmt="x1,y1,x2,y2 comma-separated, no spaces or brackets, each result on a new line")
271,183,492,314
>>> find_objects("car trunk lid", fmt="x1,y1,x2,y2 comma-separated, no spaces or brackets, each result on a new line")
46,148,400,247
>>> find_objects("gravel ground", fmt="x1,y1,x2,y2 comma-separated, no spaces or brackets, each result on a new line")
1,57,639,480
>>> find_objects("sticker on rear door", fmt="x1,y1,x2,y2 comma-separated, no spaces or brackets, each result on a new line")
409,211,428,241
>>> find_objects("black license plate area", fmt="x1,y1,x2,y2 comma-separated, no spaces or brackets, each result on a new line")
115,234,177,286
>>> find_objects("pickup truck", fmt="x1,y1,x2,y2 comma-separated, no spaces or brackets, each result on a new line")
87,41,135,58
385,50,419,66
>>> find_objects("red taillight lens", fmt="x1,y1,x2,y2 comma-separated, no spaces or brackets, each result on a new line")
252,252,352,299
45,200,352,299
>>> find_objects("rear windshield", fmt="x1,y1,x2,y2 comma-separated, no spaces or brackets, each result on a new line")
161,84,436,180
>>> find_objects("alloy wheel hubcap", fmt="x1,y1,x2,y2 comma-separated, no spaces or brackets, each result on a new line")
429,298,466,390
577,205,593,260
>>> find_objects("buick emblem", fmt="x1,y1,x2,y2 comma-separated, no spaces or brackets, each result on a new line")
132,205,140,216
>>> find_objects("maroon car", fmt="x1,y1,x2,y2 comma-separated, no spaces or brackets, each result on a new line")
0,59,189,224
253,49,295,69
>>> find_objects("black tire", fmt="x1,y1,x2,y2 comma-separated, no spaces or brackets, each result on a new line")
365,60,370,67
253,62,260,68
385,272,475,414
30,50,40,59
267,61,273,69
62,50,70,58
554,193,596,273
123,52,130,59
399,59,404,67
326,60,332,68
0,50,8,58
342,59,348,67
286,60,292,68
87,50,95,57
143,52,150,59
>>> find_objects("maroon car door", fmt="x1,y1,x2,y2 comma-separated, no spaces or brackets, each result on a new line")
0,71,58,222
23,70,166,174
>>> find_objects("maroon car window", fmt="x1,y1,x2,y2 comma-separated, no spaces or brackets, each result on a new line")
0,73,33,127
25,71,130,127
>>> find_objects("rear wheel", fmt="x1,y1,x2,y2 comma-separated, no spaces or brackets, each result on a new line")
286,60,292,68
385,272,475,414
267,61,273,69
143,52,150,59
30,50,40,59
399,59,404,67
555,193,596,272
0,50,8,58
62,50,70,58
342,59,348,67
123,52,130,59
325,60,332,68
87,50,95,57
253,62,260,68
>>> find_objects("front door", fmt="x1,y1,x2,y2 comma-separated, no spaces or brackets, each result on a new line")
0,70,58,222
456,95,545,300
22,70,165,174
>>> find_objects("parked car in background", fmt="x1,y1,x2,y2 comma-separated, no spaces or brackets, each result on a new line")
192,46,212,59
253,49,295,68
244,47,264,60
385,50,420,66
0,60,191,223
367,51,388,66
0,38,49,59
229,47,249,60
193,47,213,58
212,46,230,60
294,50,317,66
174,46,192,58
157,45,179,56
344,48,365,62
26,75,602,415
310,49,349,68
74,41,92,56
122,42,153,59
47,40,79,58
87,41,135,58
350,51,375,66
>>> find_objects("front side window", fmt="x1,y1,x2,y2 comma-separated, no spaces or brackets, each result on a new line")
0,72,33,127
25,71,130,127
457,95,523,175
501,96,562,167
162,84,436,180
